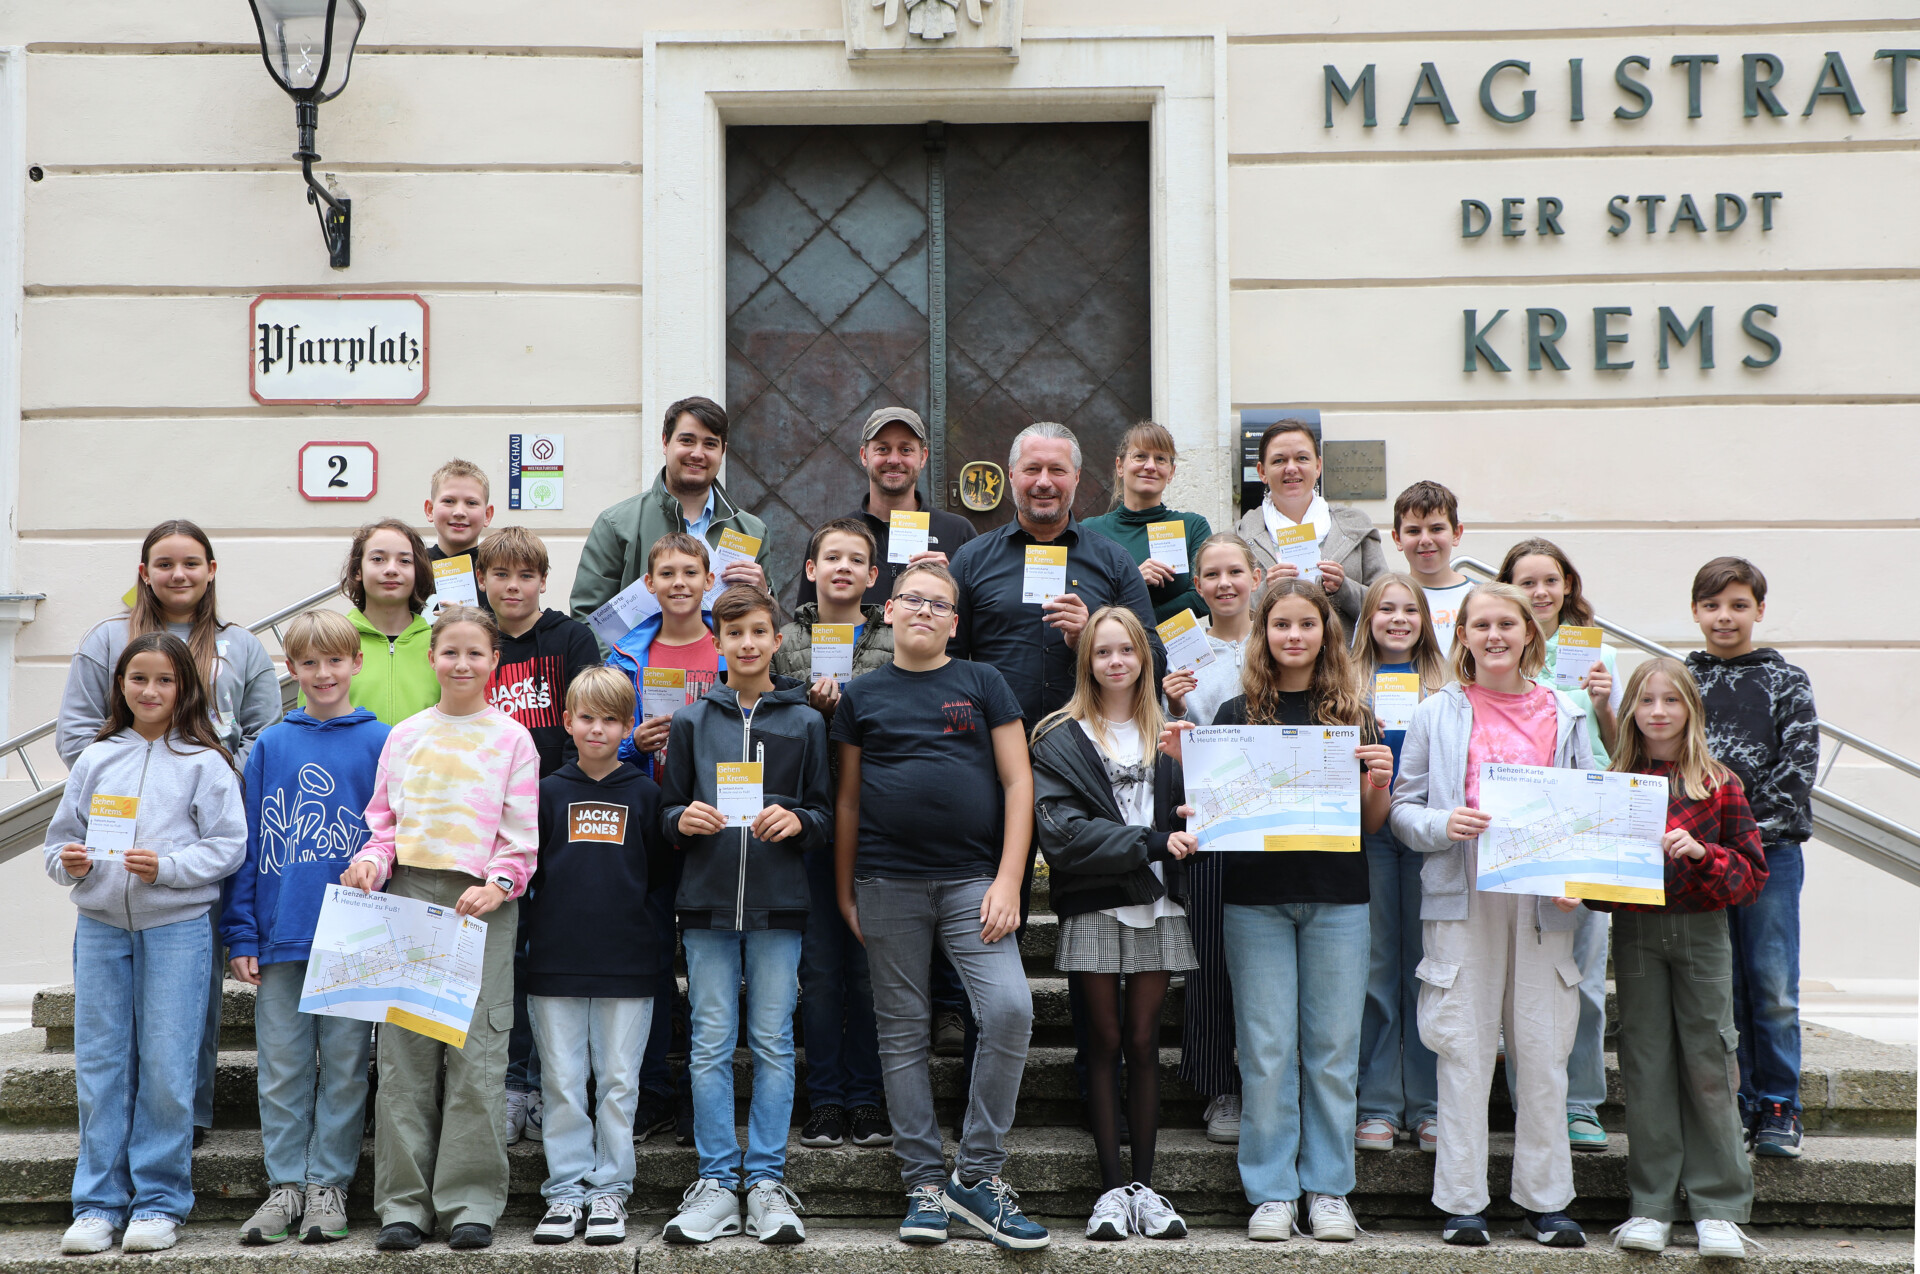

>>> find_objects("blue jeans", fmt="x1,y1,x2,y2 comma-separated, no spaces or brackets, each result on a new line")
254,960,371,1188
1223,902,1370,1204
800,848,882,1109
1357,831,1437,1128
71,913,212,1225
505,936,541,1095
683,928,802,1186
1730,841,1804,1116
196,906,221,1128
528,996,653,1203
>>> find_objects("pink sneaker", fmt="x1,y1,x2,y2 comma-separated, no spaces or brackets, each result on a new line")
1415,1118,1439,1153
1354,1117,1399,1152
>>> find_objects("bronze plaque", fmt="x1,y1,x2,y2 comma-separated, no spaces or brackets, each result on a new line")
959,460,1005,512
1323,440,1387,502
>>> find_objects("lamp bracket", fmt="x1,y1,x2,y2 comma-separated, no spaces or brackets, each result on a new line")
293,100,350,269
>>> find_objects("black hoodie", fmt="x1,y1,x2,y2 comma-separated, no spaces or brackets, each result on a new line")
486,608,602,777
525,760,670,997
1684,647,1818,845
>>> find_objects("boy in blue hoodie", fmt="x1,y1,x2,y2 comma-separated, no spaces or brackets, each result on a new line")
220,611,391,1248
608,533,723,775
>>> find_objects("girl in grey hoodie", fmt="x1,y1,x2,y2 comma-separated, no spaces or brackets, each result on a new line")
44,633,247,1256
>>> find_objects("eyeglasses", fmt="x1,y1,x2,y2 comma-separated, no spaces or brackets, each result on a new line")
894,594,955,617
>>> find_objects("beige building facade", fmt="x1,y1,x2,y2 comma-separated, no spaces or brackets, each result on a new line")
0,2,1915,984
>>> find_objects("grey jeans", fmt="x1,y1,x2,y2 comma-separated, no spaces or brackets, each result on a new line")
856,876,1033,1190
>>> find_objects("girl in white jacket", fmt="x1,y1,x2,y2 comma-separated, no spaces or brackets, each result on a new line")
1387,583,1594,1249
44,632,246,1255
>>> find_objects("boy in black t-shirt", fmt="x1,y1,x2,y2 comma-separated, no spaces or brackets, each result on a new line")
830,563,1049,1251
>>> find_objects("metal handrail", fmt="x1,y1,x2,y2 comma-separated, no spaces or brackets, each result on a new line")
0,585,341,793
1452,554,1920,885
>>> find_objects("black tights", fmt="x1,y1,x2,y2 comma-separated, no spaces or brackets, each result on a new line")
1073,969,1170,1192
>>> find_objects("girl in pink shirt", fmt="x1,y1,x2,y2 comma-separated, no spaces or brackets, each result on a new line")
342,605,539,1251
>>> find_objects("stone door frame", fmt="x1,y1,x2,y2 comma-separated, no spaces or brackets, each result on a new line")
641,26,1232,523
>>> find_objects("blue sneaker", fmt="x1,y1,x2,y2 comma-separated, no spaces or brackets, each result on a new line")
940,1173,1050,1250
900,1186,949,1246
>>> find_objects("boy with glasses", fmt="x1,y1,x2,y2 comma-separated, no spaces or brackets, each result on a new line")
830,563,1046,1250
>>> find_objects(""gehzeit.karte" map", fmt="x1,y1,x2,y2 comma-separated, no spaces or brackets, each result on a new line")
1185,724,1362,852
1476,765,1668,905
298,885,488,1047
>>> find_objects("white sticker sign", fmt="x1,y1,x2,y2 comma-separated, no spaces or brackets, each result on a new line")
251,293,429,406
510,433,565,510
298,441,378,502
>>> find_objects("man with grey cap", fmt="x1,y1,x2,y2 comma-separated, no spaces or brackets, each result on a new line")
796,407,979,609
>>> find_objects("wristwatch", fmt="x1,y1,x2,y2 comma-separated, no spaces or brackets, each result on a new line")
488,873,515,898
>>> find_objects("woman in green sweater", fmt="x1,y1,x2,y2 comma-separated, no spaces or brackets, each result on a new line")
1081,422,1214,625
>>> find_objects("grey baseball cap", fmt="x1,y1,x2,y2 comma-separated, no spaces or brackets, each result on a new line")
860,406,928,443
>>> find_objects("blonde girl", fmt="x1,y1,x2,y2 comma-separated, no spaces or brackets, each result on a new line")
1032,607,1195,1243
1599,659,1766,1260
1388,582,1594,1249
1163,533,1263,1141
1163,579,1393,1244
1350,573,1446,1155
1498,537,1619,1153
340,605,539,1251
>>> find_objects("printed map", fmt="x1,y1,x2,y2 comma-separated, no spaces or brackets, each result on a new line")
1476,765,1668,904
1185,724,1362,852
299,885,487,1046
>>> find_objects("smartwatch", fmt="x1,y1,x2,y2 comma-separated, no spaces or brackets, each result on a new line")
488,873,515,898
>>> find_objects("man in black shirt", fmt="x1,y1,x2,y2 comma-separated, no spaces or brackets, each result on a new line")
796,407,979,608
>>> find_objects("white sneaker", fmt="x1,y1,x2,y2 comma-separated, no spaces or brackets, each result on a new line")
1086,1187,1131,1241
1611,1217,1672,1252
1126,1183,1186,1239
504,1090,530,1145
61,1216,117,1255
744,1180,806,1245
1306,1192,1359,1241
533,1201,583,1245
663,1179,742,1245
122,1217,179,1253
584,1195,627,1246
1696,1219,1764,1259
522,1090,545,1143
1247,1199,1294,1241
1205,1095,1242,1144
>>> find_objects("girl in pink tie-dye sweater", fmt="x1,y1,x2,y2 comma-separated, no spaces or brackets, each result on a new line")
341,605,538,1246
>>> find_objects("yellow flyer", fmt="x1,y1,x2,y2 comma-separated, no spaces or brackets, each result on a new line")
1021,545,1068,604
1270,522,1321,581
85,794,139,862
429,554,479,608
640,667,689,721
1552,625,1605,691
1145,521,1190,575
887,510,931,564
715,762,765,826
811,624,855,684
703,529,764,608
1373,672,1420,732
1156,608,1216,671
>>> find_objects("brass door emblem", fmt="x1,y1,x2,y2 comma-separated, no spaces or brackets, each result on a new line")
959,460,1004,511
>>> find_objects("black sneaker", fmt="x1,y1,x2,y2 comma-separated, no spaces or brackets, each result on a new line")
448,1223,493,1250
1753,1101,1804,1158
801,1103,847,1148
849,1104,893,1148
633,1095,676,1144
932,1010,966,1057
1522,1210,1587,1247
1442,1213,1489,1246
376,1222,426,1251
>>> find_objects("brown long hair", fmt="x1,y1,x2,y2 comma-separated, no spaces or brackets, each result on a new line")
1032,606,1164,764
1498,536,1593,627
1609,658,1735,800
340,519,436,613
96,632,235,770
1240,578,1367,727
1352,572,1449,692
127,520,224,684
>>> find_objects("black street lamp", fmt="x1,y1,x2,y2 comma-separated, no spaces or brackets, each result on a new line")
246,0,367,269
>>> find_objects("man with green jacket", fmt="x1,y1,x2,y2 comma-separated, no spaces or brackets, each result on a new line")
569,395,773,650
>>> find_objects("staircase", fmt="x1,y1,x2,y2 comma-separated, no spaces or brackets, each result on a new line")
0,583,1914,1265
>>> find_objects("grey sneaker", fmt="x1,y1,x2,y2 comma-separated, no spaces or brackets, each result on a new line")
241,1185,303,1245
301,1183,349,1243
1204,1094,1242,1144
663,1179,742,1245
744,1179,806,1245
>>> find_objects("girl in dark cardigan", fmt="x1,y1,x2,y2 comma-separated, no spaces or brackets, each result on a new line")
1031,606,1196,1245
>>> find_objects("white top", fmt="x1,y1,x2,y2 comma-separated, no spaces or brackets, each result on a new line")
1421,578,1476,655
1262,491,1331,556
1175,631,1249,729
1077,717,1183,928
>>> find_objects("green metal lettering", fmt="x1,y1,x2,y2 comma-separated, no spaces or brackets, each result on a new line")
1614,56,1653,119
1715,193,1747,232
1325,64,1378,128
1593,307,1633,370
1741,304,1781,368
1527,308,1569,371
1569,57,1585,121
1606,195,1631,237
1876,50,1920,113
1464,309,1511,373
1479,59,1535,123
1402,62,1460,126
1658,306,1714,369
1501,197,1526,237
1461,199,1491,238
1671,54,1719,118
1744,54,1787,118
1669,193,1706,233
1537,197,1565,236
1802,51,1865,116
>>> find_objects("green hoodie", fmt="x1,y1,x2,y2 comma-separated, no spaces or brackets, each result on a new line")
569,468,771,649
1079,503,1213,624
346,609,440,726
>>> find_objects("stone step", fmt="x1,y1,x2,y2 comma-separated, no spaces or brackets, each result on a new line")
0,1220,1910,1274
8,1020,1910,1135
0,1125,1911,1228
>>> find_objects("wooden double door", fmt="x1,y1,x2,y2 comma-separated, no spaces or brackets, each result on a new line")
723,121,1151,603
